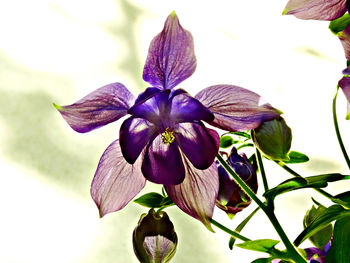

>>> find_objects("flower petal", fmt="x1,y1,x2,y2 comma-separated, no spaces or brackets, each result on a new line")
338,76,350,119
54,83,135,133
120,117,158,164
142,12,196,89
165,157,219,230
195,85,281,131
338,24,350,61
169,89,214,123
142,134,185,185
90,139,146,217
174,122,219,169
283,0,346,21
128,89,170,125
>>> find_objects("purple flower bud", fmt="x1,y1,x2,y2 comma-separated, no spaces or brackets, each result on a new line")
216,148,258,218
133,209,178,263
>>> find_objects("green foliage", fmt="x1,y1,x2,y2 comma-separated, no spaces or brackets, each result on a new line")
219,135,237,148
294,205,350,246
329,13,350,34
251,117,292,161
236,239,279,253
229,131,251,139
264,173,349,201
283,151,309,164
326,215,350,263
303,205,333,248
134,192,174,208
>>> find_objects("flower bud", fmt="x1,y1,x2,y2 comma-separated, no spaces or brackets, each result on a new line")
133,209,177,263
251,116,292,161
216,147,258,218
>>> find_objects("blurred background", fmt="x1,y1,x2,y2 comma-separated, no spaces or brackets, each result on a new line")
1,0,350,262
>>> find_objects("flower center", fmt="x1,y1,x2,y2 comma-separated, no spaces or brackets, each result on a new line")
161,128,175,144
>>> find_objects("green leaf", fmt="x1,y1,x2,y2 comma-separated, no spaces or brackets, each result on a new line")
229,207,260,250
264,173,349,201
326,215,350,263
303,205,333,248
219,135,236,148
134,192,169,208
294,205,350,246
283,151,309,164
251,258,273,263
236,143,254,150
229,131,251,139
236,239,279,253
329,13,350,34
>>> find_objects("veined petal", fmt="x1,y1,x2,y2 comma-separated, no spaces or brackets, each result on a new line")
283,0,346,21
142,12,196,89
128,90,170,125
195,85,281,131
170,90,214,123
120,117,158,164
338,76,350,119
142,134,185,185
54,83,135,133
165,157,219,230
90,139,146,217
174,122,219,169
338,24,350,61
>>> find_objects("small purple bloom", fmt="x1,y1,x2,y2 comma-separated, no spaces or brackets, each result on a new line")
283,0,347,21
54,12,280,229
304,241,331,263
216,148,258,218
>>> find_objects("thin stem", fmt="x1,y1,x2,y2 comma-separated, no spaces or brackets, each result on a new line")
333,86,350,170
276,161,350,208
256,148,269,192
216,154,307,262
210,218,250,242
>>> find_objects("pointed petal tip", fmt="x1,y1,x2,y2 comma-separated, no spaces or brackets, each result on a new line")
53,102,63,111
170,10,177,18
346,113,350,120
205,220,215,232
282,8,289,15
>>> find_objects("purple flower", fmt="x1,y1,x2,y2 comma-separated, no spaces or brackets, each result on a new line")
283,0,348,21
304,241,331,263
216,148,258,218
54,12,280,229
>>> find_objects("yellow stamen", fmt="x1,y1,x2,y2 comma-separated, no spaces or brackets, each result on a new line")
161,128,175,144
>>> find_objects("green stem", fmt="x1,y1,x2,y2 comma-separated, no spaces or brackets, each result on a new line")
276,162,350,208
333,86,350,170
210,218,250,242
216,154,307,262
256,149,269,192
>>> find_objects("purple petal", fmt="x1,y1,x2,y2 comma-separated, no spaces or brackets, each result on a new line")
128,90,170,125
174,122,219,169
283,0,346,20
195,85,281,131
90,139,146,217
338,76,350,119
119,117,158,164
142,12,196,89
54,83,135,133
142,134,185,185
165,157,219,230
133,87,161,105
338,24,350,61
169,89,214,123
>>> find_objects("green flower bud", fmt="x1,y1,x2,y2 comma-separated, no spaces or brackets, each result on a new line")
252,116,292,161
133,209,177,263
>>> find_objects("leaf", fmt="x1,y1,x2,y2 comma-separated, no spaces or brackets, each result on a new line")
236,239,279,253
294,205,350,246
229,207,260,250
229,131,251,139
326,215,350,263
134,192,172,208
283,151,309,164
264,173,349,201
329,13,350,34
303,205,333,248
236,143,254,150
251,258,273,263
219,135,237,148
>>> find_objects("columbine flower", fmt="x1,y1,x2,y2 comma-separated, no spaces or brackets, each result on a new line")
304,241,331,263
54,12,280,229
283,0,348,20
133,209,177,263
216,148,258,218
